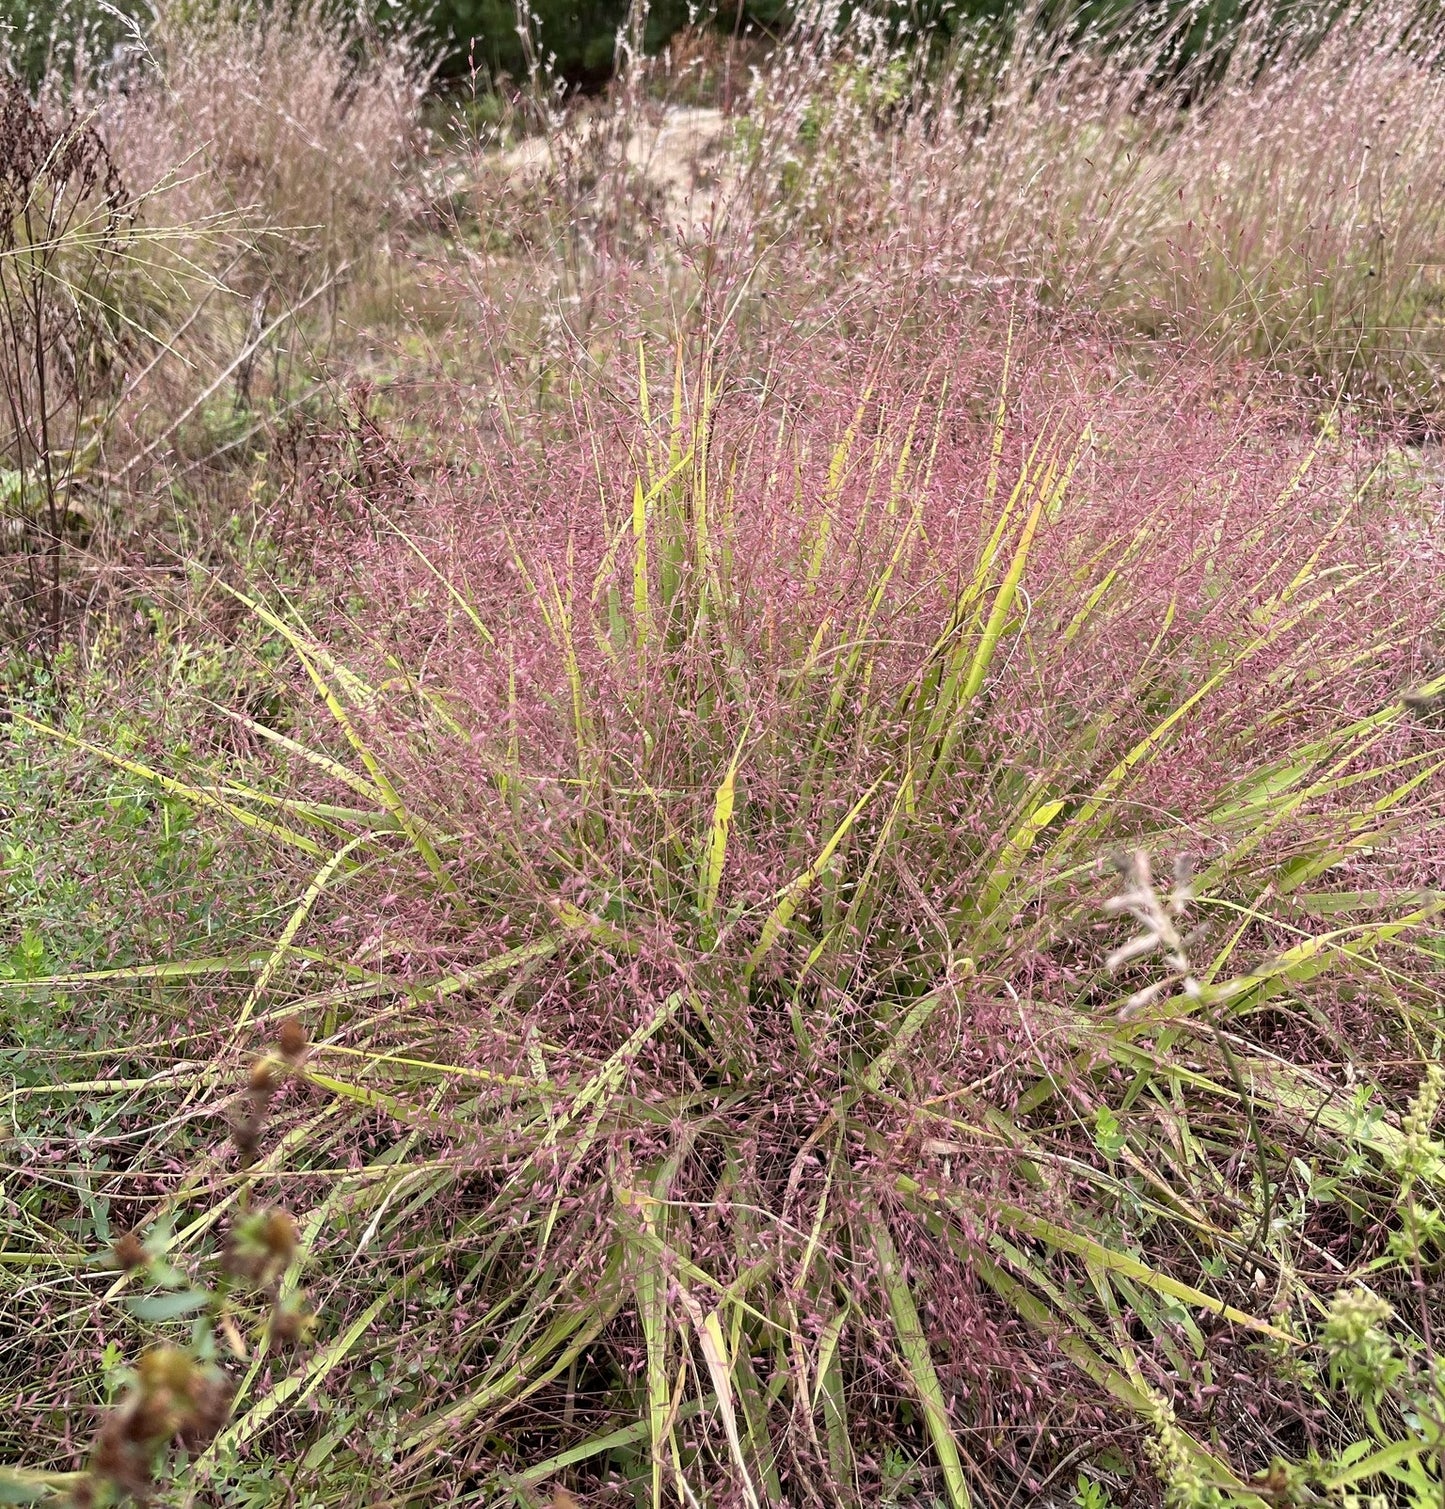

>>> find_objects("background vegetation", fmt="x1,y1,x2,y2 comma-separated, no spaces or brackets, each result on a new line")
1,1,1443,1507
0,0,1258,83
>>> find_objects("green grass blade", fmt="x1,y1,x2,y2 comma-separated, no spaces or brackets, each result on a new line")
745,773,888,979
8,711,325,857
871,1208,973,1509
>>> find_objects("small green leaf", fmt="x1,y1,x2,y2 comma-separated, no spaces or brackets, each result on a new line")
1093,1107,1126,1161
130,1289,211,1321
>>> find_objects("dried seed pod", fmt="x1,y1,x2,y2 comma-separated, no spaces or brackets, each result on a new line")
262,1208,299,1262
137,1344,196,1397
110,1232,147,1272
268,1295,317,1351
88,1346,233,1502
249,1055,284,1094
91,1416,154,1502
224,1206,299,1287
276,1018,309,1061
127,1388,181,1448
230,1111,263,1167
176,1370,235,1450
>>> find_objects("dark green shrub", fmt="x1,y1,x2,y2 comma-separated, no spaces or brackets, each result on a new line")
419,0,788,84
0,0,1297,94
417,0,1265,90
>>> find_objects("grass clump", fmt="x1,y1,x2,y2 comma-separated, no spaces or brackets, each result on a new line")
89,2,428,302
9,314,1441,1504
2,2,1445,1506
